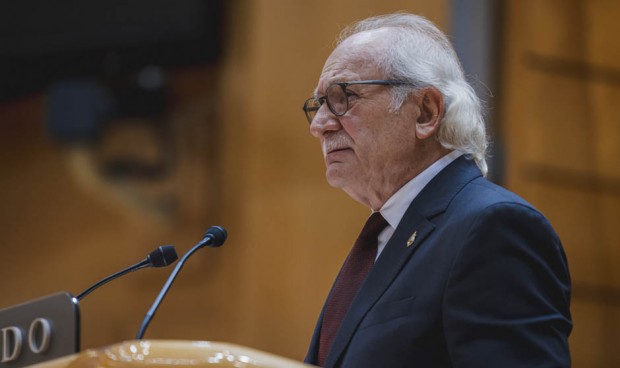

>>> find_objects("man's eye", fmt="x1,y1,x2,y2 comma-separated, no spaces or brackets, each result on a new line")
345,90,358,98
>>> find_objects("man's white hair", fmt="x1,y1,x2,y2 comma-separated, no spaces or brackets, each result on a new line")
338,13,489,176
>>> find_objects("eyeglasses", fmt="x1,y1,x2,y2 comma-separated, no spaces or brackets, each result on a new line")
302,80,415,124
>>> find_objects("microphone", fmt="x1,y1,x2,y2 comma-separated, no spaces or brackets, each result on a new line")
75,245,178,301
136,226,227,339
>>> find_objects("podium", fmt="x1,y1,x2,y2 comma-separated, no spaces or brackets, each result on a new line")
30,340,312,368
1,295,313,368
1,293,313,367
0,293,312,367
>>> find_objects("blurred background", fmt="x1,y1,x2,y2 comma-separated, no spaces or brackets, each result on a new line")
0,0,618,367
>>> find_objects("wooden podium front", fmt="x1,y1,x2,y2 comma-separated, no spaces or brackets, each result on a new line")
31,340,312,368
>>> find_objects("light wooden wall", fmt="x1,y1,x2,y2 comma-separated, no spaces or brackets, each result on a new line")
0,0,447,362
502,0,620,367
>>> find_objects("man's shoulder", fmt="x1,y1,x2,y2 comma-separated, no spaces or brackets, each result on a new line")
451,176,543,217
441,176,562,249
420,156,545,220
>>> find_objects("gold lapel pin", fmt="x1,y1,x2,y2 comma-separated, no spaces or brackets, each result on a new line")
406,231,417,247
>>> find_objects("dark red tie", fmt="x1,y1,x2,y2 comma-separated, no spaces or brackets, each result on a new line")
318,212,388,366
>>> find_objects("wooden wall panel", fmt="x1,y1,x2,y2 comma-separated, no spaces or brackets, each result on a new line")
0,66,225,349
502,0,620,366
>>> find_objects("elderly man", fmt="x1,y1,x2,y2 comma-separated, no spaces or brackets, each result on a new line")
302,13,571,368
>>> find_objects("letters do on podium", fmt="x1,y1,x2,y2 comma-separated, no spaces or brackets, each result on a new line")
0,292,79,367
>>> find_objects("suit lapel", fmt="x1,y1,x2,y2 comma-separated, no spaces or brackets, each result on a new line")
324,212,434,367
324,156,482,367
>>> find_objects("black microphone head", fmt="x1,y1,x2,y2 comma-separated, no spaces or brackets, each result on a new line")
147,245,178,267
203,226,227,247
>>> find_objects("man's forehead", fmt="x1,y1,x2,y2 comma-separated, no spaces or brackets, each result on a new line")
315,48,380,94
314,30,393,92
320,57,366,82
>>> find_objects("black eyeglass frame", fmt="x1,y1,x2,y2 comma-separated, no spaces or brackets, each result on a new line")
302,79,416,124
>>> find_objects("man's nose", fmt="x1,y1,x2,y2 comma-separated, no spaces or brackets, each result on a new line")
310,105,340,138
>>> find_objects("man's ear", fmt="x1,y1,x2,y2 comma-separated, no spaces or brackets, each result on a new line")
415,87,444,140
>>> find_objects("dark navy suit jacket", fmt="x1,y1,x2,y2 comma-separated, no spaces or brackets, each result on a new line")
305,156,572,368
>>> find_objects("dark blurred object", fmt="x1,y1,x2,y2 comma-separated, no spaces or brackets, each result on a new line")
47,79,115,143
47,65,168,144
0,0,225,102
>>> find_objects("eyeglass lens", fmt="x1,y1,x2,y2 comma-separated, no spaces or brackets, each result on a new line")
304,84,349,124
304,98,320,123
327,84,347,116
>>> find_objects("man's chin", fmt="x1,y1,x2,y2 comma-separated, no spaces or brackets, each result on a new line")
325,167,349,189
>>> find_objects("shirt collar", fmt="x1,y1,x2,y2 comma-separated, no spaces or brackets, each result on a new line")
378,150,463,230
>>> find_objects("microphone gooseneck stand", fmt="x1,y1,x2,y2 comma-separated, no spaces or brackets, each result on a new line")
136,226,227,339
76,245,178,301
